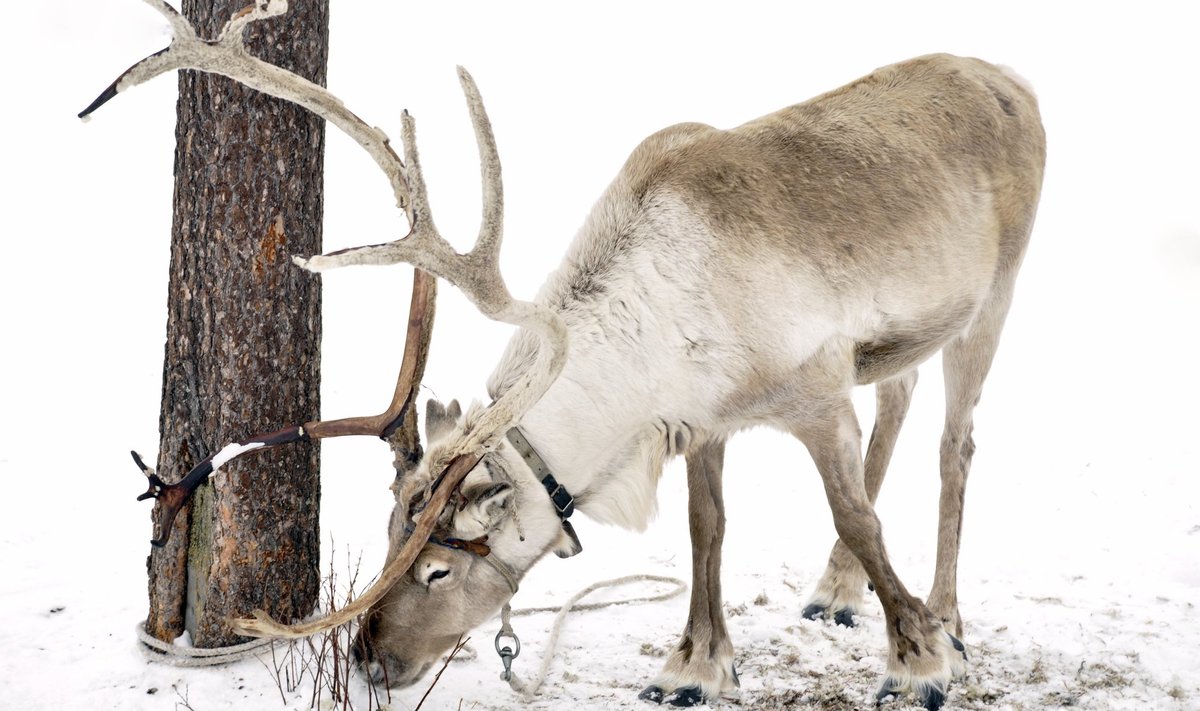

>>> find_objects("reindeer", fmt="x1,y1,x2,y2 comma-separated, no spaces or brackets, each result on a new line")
87,4,1043,710
353,56,1043,709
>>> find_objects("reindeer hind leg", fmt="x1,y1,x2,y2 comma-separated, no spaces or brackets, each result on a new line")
794,389,963,711
928,272,1020,639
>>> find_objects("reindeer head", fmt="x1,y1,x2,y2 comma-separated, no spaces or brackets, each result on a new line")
352,399,580,686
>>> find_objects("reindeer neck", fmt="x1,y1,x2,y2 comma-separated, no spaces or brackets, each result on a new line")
505,310,717,531
490,186,737,529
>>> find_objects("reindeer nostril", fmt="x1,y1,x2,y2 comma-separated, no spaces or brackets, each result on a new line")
365,660,387,685
352,626,377,666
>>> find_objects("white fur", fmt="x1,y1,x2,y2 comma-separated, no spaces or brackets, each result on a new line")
880,628,968,700
427,403,574,571
489,192,744,529
652,645,740,702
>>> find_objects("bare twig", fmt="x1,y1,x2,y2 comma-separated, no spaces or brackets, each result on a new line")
259,543,393,710
266,641,288,704
172,683,195,711
415,636,471,711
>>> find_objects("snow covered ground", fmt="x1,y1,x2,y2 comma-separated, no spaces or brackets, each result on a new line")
2,1,1198,709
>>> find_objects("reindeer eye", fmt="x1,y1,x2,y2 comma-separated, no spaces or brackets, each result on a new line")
418,558,452,588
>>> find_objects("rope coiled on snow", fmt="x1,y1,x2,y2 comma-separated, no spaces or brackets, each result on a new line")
499,573,688,699
136,621,276,667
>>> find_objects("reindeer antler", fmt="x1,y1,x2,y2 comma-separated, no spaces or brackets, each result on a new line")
131,268,437,547
86,1,568,639
298,67,570,462
81,0,411,215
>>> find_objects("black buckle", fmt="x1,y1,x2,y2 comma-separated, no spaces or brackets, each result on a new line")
543,475,575,519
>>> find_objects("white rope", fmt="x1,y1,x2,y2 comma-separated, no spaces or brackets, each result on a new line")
136,621,277,667
134,570,687,684
499,574,687,699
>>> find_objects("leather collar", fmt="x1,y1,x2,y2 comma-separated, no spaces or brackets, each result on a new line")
505,427,575,520
506,427,582,557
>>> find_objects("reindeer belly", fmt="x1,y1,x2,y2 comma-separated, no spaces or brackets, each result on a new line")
852,300,978,384
848,228,1000,384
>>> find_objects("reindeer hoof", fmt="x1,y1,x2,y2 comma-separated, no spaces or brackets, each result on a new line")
947,632,969,679
639,685,707,707
801,603,857,627
948,633,967,661
665,686,705,707
876,678,946,711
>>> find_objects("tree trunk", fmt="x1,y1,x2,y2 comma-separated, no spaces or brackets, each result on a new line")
145,0,330,647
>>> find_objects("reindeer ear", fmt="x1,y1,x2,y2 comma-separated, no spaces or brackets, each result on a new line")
424,399,462,443
553,520,583,558
454,482,513,539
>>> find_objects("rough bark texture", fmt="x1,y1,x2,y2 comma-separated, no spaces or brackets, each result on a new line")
146,0,330,647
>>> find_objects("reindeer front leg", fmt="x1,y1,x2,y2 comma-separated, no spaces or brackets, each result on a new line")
640,438,737,706
803,369,918,626
795,393,965,711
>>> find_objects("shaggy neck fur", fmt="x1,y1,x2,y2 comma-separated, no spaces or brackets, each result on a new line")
488,174,739,531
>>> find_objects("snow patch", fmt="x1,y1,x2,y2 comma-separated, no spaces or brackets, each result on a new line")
211,441,265,471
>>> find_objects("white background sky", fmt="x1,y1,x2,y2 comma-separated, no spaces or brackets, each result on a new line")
1,2,1197,709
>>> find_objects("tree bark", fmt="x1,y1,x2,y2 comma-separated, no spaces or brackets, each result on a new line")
146,0,330,647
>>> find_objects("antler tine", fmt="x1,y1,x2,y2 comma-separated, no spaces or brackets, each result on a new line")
81,0,411,213
218,0,289,45
399,109,436,242
303,269,437,439
144,0,195,41
457,66,505,270
290,108,457,277
301,73,517,321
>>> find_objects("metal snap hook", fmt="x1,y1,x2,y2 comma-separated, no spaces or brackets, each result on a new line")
494,627,521,681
